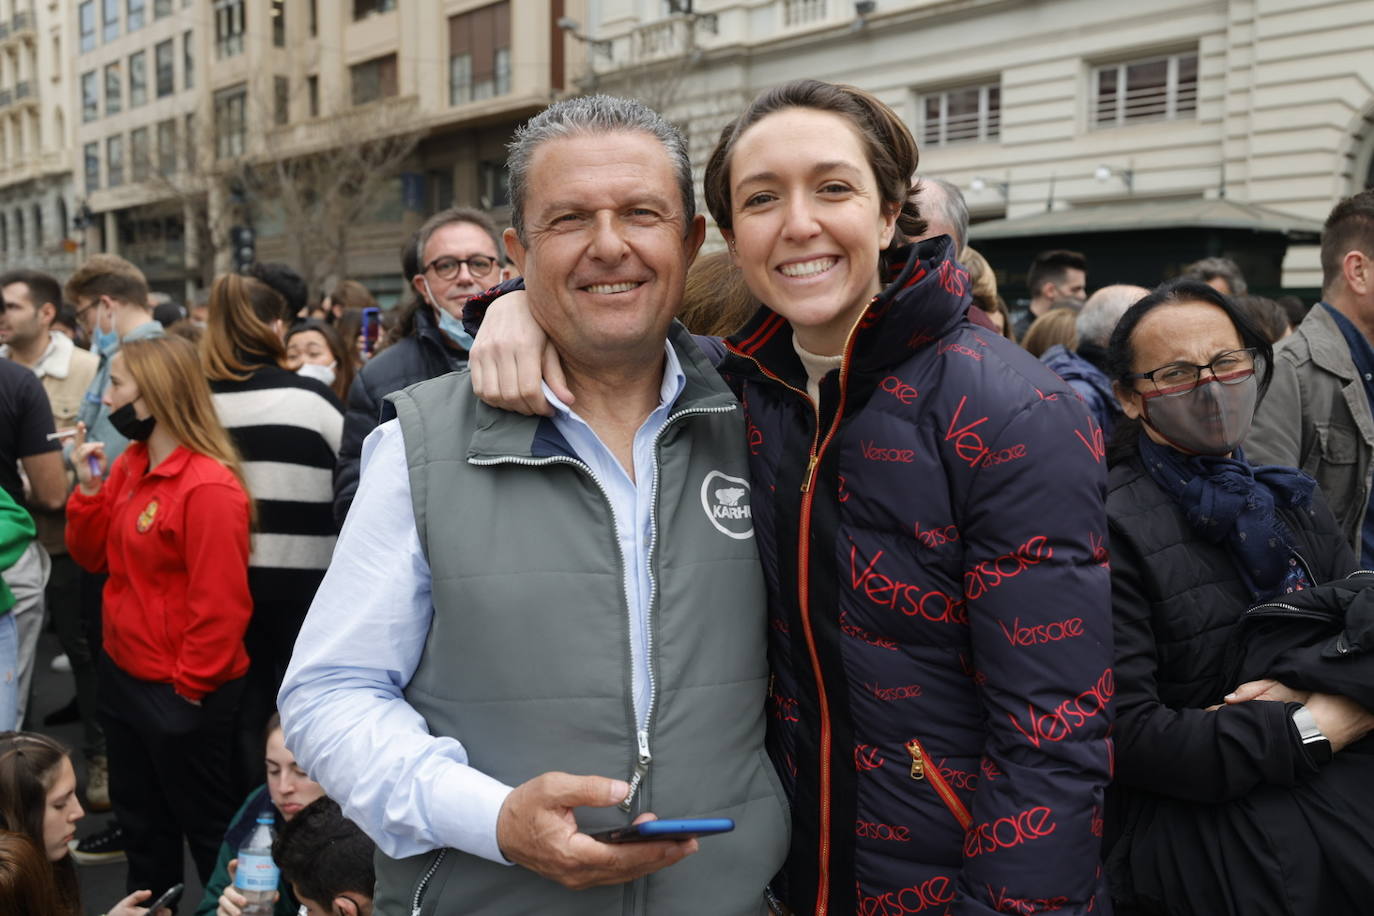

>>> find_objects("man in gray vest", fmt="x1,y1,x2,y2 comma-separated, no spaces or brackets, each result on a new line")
279,95,787,916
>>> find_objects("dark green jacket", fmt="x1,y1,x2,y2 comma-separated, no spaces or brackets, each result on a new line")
194,786,297,916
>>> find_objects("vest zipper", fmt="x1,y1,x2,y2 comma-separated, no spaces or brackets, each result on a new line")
410,848,447,916
727,304,869,916
467,453,643,808
904,737,973,831
629,403,736,812
470,403,736,816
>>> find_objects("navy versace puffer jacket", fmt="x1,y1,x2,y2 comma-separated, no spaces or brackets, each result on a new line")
718,237,1114,916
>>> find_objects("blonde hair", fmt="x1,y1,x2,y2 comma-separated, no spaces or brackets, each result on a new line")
202,274,292,381
119,336,254,520
1021,307,1080,359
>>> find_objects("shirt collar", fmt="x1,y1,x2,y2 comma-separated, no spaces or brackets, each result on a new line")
541,339,687,421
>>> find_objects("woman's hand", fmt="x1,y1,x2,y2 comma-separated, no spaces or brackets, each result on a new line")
468,291,569,416
107,888,171,916
1223,678,1312,706
1305,692,1374,752
217,858,250,916
71,422,106,494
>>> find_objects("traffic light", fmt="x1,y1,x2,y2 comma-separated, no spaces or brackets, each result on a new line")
231,225,256,271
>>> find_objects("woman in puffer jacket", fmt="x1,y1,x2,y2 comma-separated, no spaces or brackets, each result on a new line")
1102,278,1373,915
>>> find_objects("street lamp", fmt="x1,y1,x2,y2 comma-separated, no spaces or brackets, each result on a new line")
1095,164,1134,194
969,176,1009,199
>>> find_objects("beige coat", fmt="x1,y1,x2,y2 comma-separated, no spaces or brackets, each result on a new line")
1248,303,1374,557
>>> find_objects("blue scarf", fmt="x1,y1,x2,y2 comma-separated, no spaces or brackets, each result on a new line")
1139,433,1317,601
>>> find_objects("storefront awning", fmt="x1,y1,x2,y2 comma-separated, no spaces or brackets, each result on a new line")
969,198,1323,243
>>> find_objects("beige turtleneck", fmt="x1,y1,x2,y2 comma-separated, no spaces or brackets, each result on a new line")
793,335,844,405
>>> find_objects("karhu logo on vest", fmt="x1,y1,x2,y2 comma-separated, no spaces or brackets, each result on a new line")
701,470,753,540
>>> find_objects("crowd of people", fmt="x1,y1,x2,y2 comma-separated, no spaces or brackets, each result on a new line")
0,78,1370,916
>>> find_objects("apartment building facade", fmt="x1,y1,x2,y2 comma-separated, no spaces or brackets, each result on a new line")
0,0,78,276
580,0,1374,291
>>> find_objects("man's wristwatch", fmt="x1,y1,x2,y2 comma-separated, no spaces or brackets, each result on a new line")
1291,704,1333,764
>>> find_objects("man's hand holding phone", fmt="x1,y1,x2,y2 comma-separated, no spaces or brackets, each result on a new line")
495,771,698,890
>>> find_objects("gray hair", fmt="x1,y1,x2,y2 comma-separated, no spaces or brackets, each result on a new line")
507,95,695,244
1076,284,1148,348
917,177,970,252
1181,256,1247,296
412,207,503,278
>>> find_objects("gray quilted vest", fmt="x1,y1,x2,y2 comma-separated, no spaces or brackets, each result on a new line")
372,325,789,915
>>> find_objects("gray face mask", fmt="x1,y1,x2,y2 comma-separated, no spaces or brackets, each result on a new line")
1140,373,1258,456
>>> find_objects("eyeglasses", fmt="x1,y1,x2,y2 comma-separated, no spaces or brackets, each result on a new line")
424,255,498,281
1126,347,1262,398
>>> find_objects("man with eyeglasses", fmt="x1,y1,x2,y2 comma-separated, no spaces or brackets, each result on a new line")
333,207,509,523
1250,190,1374,567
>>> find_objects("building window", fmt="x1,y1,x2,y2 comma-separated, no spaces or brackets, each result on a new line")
274,75,289,124
350,54,397,106
128,0,145,31
354,0,396,19
449,3,510,106
155,0,173,17
79,2,97,53
131,126,150,181
129,51,147,107
479,161,511,209
157,118,176,173
155,39,174,97
920,82,1000,146
272,0,285,46
215,0,245,58
103,0,119,42
183,31,194,89
214,85,246,159
14,211,24,252
107,135,125,187
57,199,68,238
308,0,317,36
307,74,319,117
1093,50,1198,128
185,112,196,169
82,71,99,122
0,215,7,253
32,205,43,249
103,62,122,116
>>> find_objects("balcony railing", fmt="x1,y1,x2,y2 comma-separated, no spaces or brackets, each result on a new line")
14,81,30,99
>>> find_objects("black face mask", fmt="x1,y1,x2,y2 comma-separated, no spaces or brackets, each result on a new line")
108,402,156,442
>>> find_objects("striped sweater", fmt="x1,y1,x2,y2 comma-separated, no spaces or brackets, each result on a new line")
210,366,343,613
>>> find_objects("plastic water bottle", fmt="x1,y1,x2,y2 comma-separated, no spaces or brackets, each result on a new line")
233,813,280,915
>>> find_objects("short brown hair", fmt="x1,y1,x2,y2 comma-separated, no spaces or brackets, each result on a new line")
0,270,62,319
704,79,926,244
62,254,149,308
1321,190,1374,294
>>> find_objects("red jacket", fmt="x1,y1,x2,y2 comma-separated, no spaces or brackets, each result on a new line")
67,443,252,701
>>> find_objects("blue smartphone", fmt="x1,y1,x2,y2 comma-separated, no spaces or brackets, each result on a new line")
591,817,735,843
362,307,381,355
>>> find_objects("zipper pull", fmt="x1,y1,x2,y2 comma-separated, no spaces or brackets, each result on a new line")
620,730,653,812
801,454,819,492
906,739,925,780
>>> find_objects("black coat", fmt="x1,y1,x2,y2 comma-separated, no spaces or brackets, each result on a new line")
332,305,466,525
1105,453,1374,916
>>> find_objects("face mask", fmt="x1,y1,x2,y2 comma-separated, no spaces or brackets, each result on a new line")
297,362,337,388
108,401,156,442
93,301,120,356
424,278,475,350
1140,373,1258,456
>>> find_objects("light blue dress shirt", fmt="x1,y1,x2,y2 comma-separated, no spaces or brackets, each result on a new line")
279,343,686,864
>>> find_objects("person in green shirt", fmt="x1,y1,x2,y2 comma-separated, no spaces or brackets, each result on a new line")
0,486,36,729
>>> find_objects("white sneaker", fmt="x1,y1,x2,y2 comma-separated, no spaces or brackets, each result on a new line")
50,654,71,673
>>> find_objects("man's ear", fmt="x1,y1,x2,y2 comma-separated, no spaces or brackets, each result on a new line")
333,895,360,916
1343,250,1371,298
39,301,58,328
410,273,430,305
503,228,527,277
684,214,707,267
